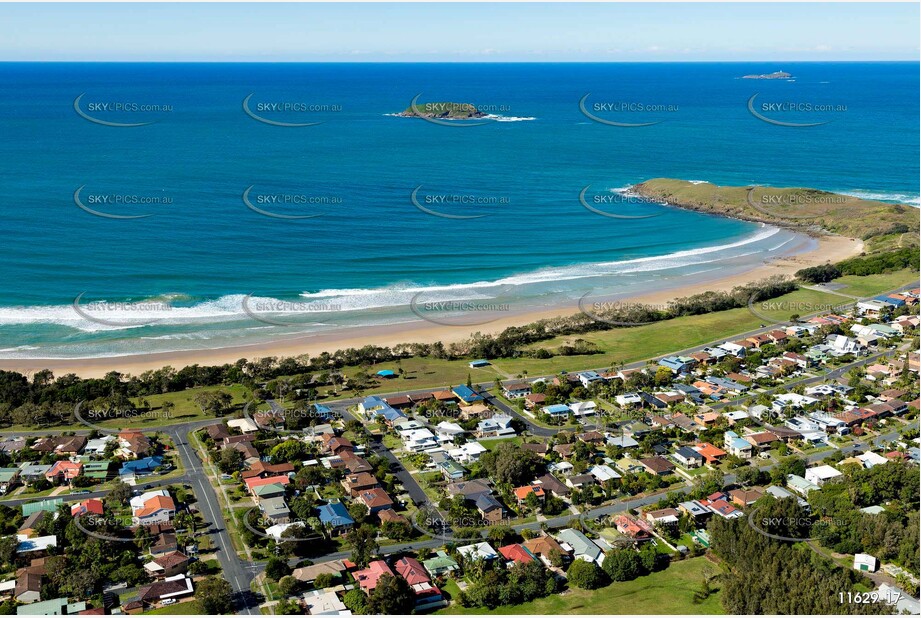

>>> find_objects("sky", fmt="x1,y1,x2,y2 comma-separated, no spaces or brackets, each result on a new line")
0,3,917,62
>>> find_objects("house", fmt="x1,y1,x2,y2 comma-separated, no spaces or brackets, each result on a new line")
854,553,878,573
259,496,291,522
0,468,20,494
457,542,499,562
303,590,348,615
673,446,704,468
521,442,549,456
702,498,743,519
144,552,189,578
765,485,809,508
17,512,45,538
607,435,640,449
131,490,176,526
534,473,570,498
244,475,290,496
615,457,645,475
502,382,532,399
447,441,488,463
292,559,346,585
445,479,492,501
745,431,780,451
577,371,605,388
678,500,712,521
117,431,152,458
827,335,865,356
856,451,889,469
18,464,52,485
32,436,86,456
523,393,547,409
81,461,113,482
400,428,439,452
437,460,466,481
434,422,465,443
476,414,516,438
644,508,680,529
452,385,484,406
615,393,643,407
805,465,842,486
513,484,545,506
659,356,697,374
357,488,394,514
568,401,597,417
724,431,753,459
556,528,604,565
475,494,505,524
70,499,104,518
119,456,164,480
639,456,675,476
588,464,621,483
542,404,572,418
14,572,42,604
205,424,231,442
15,535,57,557
317,502,354,534
566,474,595,490
342,473,379,497
613,514,653,541
523,535,566,567
394,556,431,586
44,461,82,485
728,488,764,507
786,474,820,496
423,551,459,577
499,544,535,564
137,574,194,605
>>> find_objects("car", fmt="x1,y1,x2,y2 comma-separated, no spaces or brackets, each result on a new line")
161,599,177,606
70,490,91,495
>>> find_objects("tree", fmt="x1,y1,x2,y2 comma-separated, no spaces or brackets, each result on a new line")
313,572,336,589
602,549,642,581
278,575,298,596
342,589,368,614
265,556,292,581
566,559,606,590
346,524,379,568
107,479,132,506
367,574,415,614
218,447,244,474
196,577,234,614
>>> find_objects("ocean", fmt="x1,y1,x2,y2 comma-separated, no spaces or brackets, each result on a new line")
0,62,917,359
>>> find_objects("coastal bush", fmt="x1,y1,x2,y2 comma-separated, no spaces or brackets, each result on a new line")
836,246,919,276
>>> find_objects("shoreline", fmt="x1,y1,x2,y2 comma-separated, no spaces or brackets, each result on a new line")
0,234,863,379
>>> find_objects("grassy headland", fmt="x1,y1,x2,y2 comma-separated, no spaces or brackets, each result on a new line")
632,179,919,253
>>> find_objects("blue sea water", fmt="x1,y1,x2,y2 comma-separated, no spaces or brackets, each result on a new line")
0,62,917,358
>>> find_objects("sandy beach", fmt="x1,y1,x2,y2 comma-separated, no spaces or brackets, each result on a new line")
0,234,864,379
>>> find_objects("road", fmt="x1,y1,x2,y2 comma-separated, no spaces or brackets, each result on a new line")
164,425,260,615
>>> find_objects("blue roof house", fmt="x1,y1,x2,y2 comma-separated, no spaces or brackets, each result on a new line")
119,456,163,477
542,404,571,417
452,385,484,405
318,501,354,534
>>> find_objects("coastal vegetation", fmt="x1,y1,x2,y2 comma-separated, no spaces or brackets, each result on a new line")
797,246,919,283
632,179,920,253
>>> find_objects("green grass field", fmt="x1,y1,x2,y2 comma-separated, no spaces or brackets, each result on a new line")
437,556,725,615
831,268,918,297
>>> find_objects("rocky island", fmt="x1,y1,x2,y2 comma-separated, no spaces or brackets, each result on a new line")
742,70,792,79
396,101,487,119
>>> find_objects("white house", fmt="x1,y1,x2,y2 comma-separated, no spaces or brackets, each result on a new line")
577,371,605,388
568,401,597,417
434,422,465,443
476,414,516,438
457,542,498,562
853,553,878,572
805,465,842,487
772,393,818,414
228,418,259,434
827,335,865,356
84,435,116,456
400,428,438,452
588,464,621,483
448,441,488,464
615,393,642,407
856,451,888,469
717,341,748,357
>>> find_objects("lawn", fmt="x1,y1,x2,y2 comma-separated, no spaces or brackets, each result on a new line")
437,556,725,614
830,268,918,298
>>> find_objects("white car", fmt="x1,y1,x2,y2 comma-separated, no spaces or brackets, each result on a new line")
161,599,177,606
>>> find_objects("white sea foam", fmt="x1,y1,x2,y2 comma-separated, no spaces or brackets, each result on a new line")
0,226,791,330
839,190,920,207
